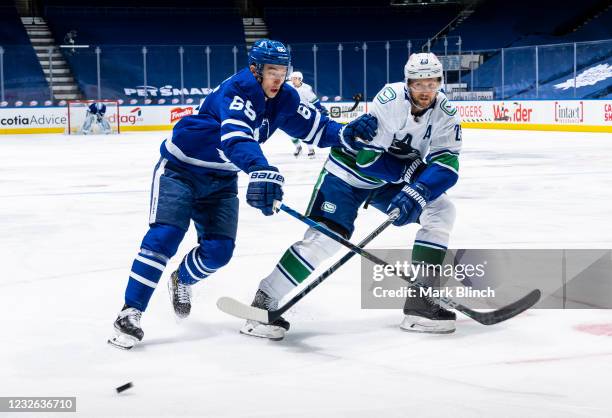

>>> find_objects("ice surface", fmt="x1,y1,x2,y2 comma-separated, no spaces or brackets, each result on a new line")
1,129,611,417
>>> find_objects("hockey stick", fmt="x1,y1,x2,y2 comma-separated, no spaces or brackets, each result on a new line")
275,203,541,325
340,93,362,113
216,210,398,324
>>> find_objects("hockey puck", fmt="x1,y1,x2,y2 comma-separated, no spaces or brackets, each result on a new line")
116,382,133,393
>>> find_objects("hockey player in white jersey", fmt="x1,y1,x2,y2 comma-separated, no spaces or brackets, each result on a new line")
241,53,462,340
288,71,327,158
81,102,111,134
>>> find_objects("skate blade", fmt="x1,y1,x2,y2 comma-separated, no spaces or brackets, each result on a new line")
400,316,456,334
108,332,138,350
240,323,285,341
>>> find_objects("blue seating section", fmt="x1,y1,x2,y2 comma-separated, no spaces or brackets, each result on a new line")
265,6,459,99
0,6,49,103
1,2,610,105
41,6,246,102
449,0,605,50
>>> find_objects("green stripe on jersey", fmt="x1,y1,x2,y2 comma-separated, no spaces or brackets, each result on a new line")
279,249,311,284
330,148,384,184
412,244,446,265
356,149,383,168
305,168,328,216
429,153,459,172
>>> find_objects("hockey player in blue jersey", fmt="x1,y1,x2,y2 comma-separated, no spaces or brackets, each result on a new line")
81,102,111,134
108,39,378,349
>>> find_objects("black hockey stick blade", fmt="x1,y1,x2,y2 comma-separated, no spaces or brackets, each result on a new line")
341,93,362,113
456,289,541,325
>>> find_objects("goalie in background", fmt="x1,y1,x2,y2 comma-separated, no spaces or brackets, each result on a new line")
288,71,327,159
81,102,112,135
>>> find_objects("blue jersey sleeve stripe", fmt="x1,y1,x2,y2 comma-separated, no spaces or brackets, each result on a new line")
303,111,322,142
312,125,325,146
220,131,254,141
221,118,254,133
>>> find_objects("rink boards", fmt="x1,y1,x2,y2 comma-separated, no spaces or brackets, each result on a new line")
0,99,611,134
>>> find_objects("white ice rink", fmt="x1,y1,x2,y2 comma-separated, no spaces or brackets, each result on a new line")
1,128,612,417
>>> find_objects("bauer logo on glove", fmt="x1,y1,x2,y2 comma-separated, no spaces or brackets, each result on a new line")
250,171,285,185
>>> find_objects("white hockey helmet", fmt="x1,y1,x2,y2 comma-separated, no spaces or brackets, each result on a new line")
404,52,443,80
290,71,303,81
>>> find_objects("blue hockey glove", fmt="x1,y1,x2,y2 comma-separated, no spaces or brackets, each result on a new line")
401,153,426,184
246,165,284,216
387,182,431,226
340,114,378,151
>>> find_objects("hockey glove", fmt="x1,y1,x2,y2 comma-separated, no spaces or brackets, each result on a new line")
401,153,426,184
247,165,284,216
387,182,431,226
340,114,378,151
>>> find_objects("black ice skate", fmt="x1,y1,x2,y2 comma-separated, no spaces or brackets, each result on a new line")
293,144,303,158
168,270,192,319
240,289,290,341
401,293,456,334
108,305,144,350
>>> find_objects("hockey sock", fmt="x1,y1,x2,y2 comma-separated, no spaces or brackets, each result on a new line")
259,227,342,301
177,236,235,285
412,240,447,265
125,249,169,311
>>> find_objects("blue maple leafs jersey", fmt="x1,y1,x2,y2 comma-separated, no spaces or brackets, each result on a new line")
160,68,343,174
88,102,106,115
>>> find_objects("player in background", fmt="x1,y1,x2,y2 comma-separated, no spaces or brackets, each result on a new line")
107,39,378,349
241,52,461,340
288,71,328,158
81,102,111,134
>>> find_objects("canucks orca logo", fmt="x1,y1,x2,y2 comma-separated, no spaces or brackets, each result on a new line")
420,59,429,64
321,201,337,214
440,98,457,116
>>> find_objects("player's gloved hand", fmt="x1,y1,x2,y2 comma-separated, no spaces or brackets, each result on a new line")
246,165,284,216
96,114,103,122
387,182,431,226
254,118,270,144
318,106,329,116
400,153,426,184
340,114,378,150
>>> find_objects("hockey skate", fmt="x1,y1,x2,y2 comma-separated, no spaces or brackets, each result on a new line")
307,149,316,159
168,270,192,319
293,144,303,158
400,294,456,334
240,290,290,341
108,305,144,350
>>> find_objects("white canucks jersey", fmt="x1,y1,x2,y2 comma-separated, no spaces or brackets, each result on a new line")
324,81,461,192
291,82,319,106
368,82,462,160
